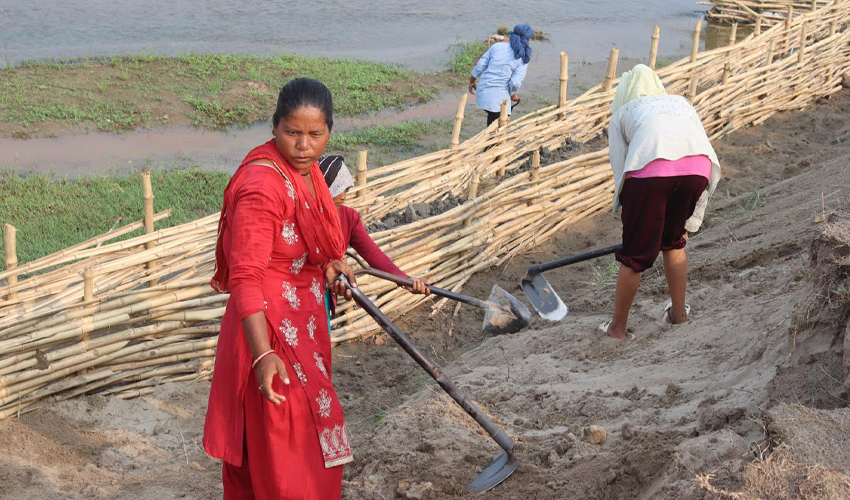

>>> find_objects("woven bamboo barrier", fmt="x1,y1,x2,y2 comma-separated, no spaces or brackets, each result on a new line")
0,4,849,416
703,0,839,26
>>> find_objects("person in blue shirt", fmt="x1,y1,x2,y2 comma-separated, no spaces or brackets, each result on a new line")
468,24,534,127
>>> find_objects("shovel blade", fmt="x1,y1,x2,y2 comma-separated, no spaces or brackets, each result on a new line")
521,273,568,321
468,452,518,494
482,285,532,334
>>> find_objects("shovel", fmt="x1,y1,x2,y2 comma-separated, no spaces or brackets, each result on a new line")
521,244,622,321
346,252,530,335
337,274,518,493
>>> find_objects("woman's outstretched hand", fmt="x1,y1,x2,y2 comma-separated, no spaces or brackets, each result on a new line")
325,259,357,300
404,279,431,295
254,353,289,405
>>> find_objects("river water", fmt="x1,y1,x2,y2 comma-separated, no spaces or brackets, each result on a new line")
2,0,708,69
0,0,714,173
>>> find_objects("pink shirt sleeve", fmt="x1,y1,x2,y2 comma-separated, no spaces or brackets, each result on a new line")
226,167,286,320
340,205,409,278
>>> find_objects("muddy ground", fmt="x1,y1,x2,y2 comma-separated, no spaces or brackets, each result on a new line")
1,92,849,499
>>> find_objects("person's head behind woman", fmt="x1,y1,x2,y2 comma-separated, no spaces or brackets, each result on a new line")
610,64,666,116
272,78,334,172
318,155,354,207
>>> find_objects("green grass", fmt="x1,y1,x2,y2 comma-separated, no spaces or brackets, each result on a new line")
0,167,230,264
588,259,620,290
329,120,451,152
448,40,490,77
0,53,439,134
712,188,766,224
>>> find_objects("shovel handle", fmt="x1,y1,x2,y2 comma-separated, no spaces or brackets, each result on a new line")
527,243,622,275
338,275,515,454
347,252,489,309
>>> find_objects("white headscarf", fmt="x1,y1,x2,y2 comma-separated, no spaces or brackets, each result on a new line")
318,155,354,198
610,64,666,116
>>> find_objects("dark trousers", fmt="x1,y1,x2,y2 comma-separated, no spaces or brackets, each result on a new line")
486,111,501,126
615,175,709,273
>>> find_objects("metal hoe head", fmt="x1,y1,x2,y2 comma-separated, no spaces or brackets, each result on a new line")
521,272,568,321
468,451,518,494
482,285,532,334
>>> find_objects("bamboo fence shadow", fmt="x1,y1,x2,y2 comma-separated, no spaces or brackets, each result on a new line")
0,3,849,416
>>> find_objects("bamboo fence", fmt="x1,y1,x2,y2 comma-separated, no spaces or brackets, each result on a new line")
704,0,838,26
1,4,849,417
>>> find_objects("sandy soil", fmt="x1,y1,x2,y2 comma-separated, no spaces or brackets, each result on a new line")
1,91,849,499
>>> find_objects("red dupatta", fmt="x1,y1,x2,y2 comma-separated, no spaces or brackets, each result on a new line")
211,140,346,292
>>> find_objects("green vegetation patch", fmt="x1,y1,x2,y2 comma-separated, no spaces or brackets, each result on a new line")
0,167,230,264
0,53,439,136
448,40,490,78
329,120,451,152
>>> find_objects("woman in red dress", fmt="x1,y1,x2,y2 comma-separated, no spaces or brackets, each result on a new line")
204,78,357,499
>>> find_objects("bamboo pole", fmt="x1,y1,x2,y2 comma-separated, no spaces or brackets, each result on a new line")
450,94,468,149
603,48,620,92
496,99,510,175
755,15,763,36
691,20,702,63
830,0,838,36
498,99,509,128
466,173,480,201
558,52,569,118
356,150,368,195
3,225,17,301
688,20,703,100
83,268,93,302
798,22,807,63
141,171,157,287
649,26,661,69
530,150,541,183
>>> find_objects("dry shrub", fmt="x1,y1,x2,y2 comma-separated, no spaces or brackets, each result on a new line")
697,444,850,499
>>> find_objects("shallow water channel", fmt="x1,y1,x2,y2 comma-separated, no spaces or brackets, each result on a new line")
0,0,724,174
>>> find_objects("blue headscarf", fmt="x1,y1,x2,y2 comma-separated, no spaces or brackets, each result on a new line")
509,24,534,64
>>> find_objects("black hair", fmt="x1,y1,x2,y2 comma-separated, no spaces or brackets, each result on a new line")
272,78,334,131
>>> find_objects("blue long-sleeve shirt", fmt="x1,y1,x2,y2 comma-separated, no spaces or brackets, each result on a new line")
470,42,529,114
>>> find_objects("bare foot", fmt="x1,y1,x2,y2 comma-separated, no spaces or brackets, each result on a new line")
606,321,630,341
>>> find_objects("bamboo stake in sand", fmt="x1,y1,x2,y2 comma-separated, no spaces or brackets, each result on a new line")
3,225,17,301
141,171,157,287
649,26,660,70
450,94,468,149
830,0,838,36
467,172,480,200
558,52,569,118
496,100,509,175
83,268,93,302
355,150,368,200
688,20,703,100
755,15,763,36
798,22,807,64
603,48,619,92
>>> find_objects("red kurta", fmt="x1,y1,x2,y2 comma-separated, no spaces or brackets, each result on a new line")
204,163,350,499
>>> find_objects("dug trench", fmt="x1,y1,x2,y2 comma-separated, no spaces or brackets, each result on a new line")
1,91,850,499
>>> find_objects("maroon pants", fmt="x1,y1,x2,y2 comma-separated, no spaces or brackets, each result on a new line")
615,175,708,273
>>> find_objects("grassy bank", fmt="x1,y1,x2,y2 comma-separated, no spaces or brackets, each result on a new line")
0,167,231,264
0,53,444,138
0,118,453,264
